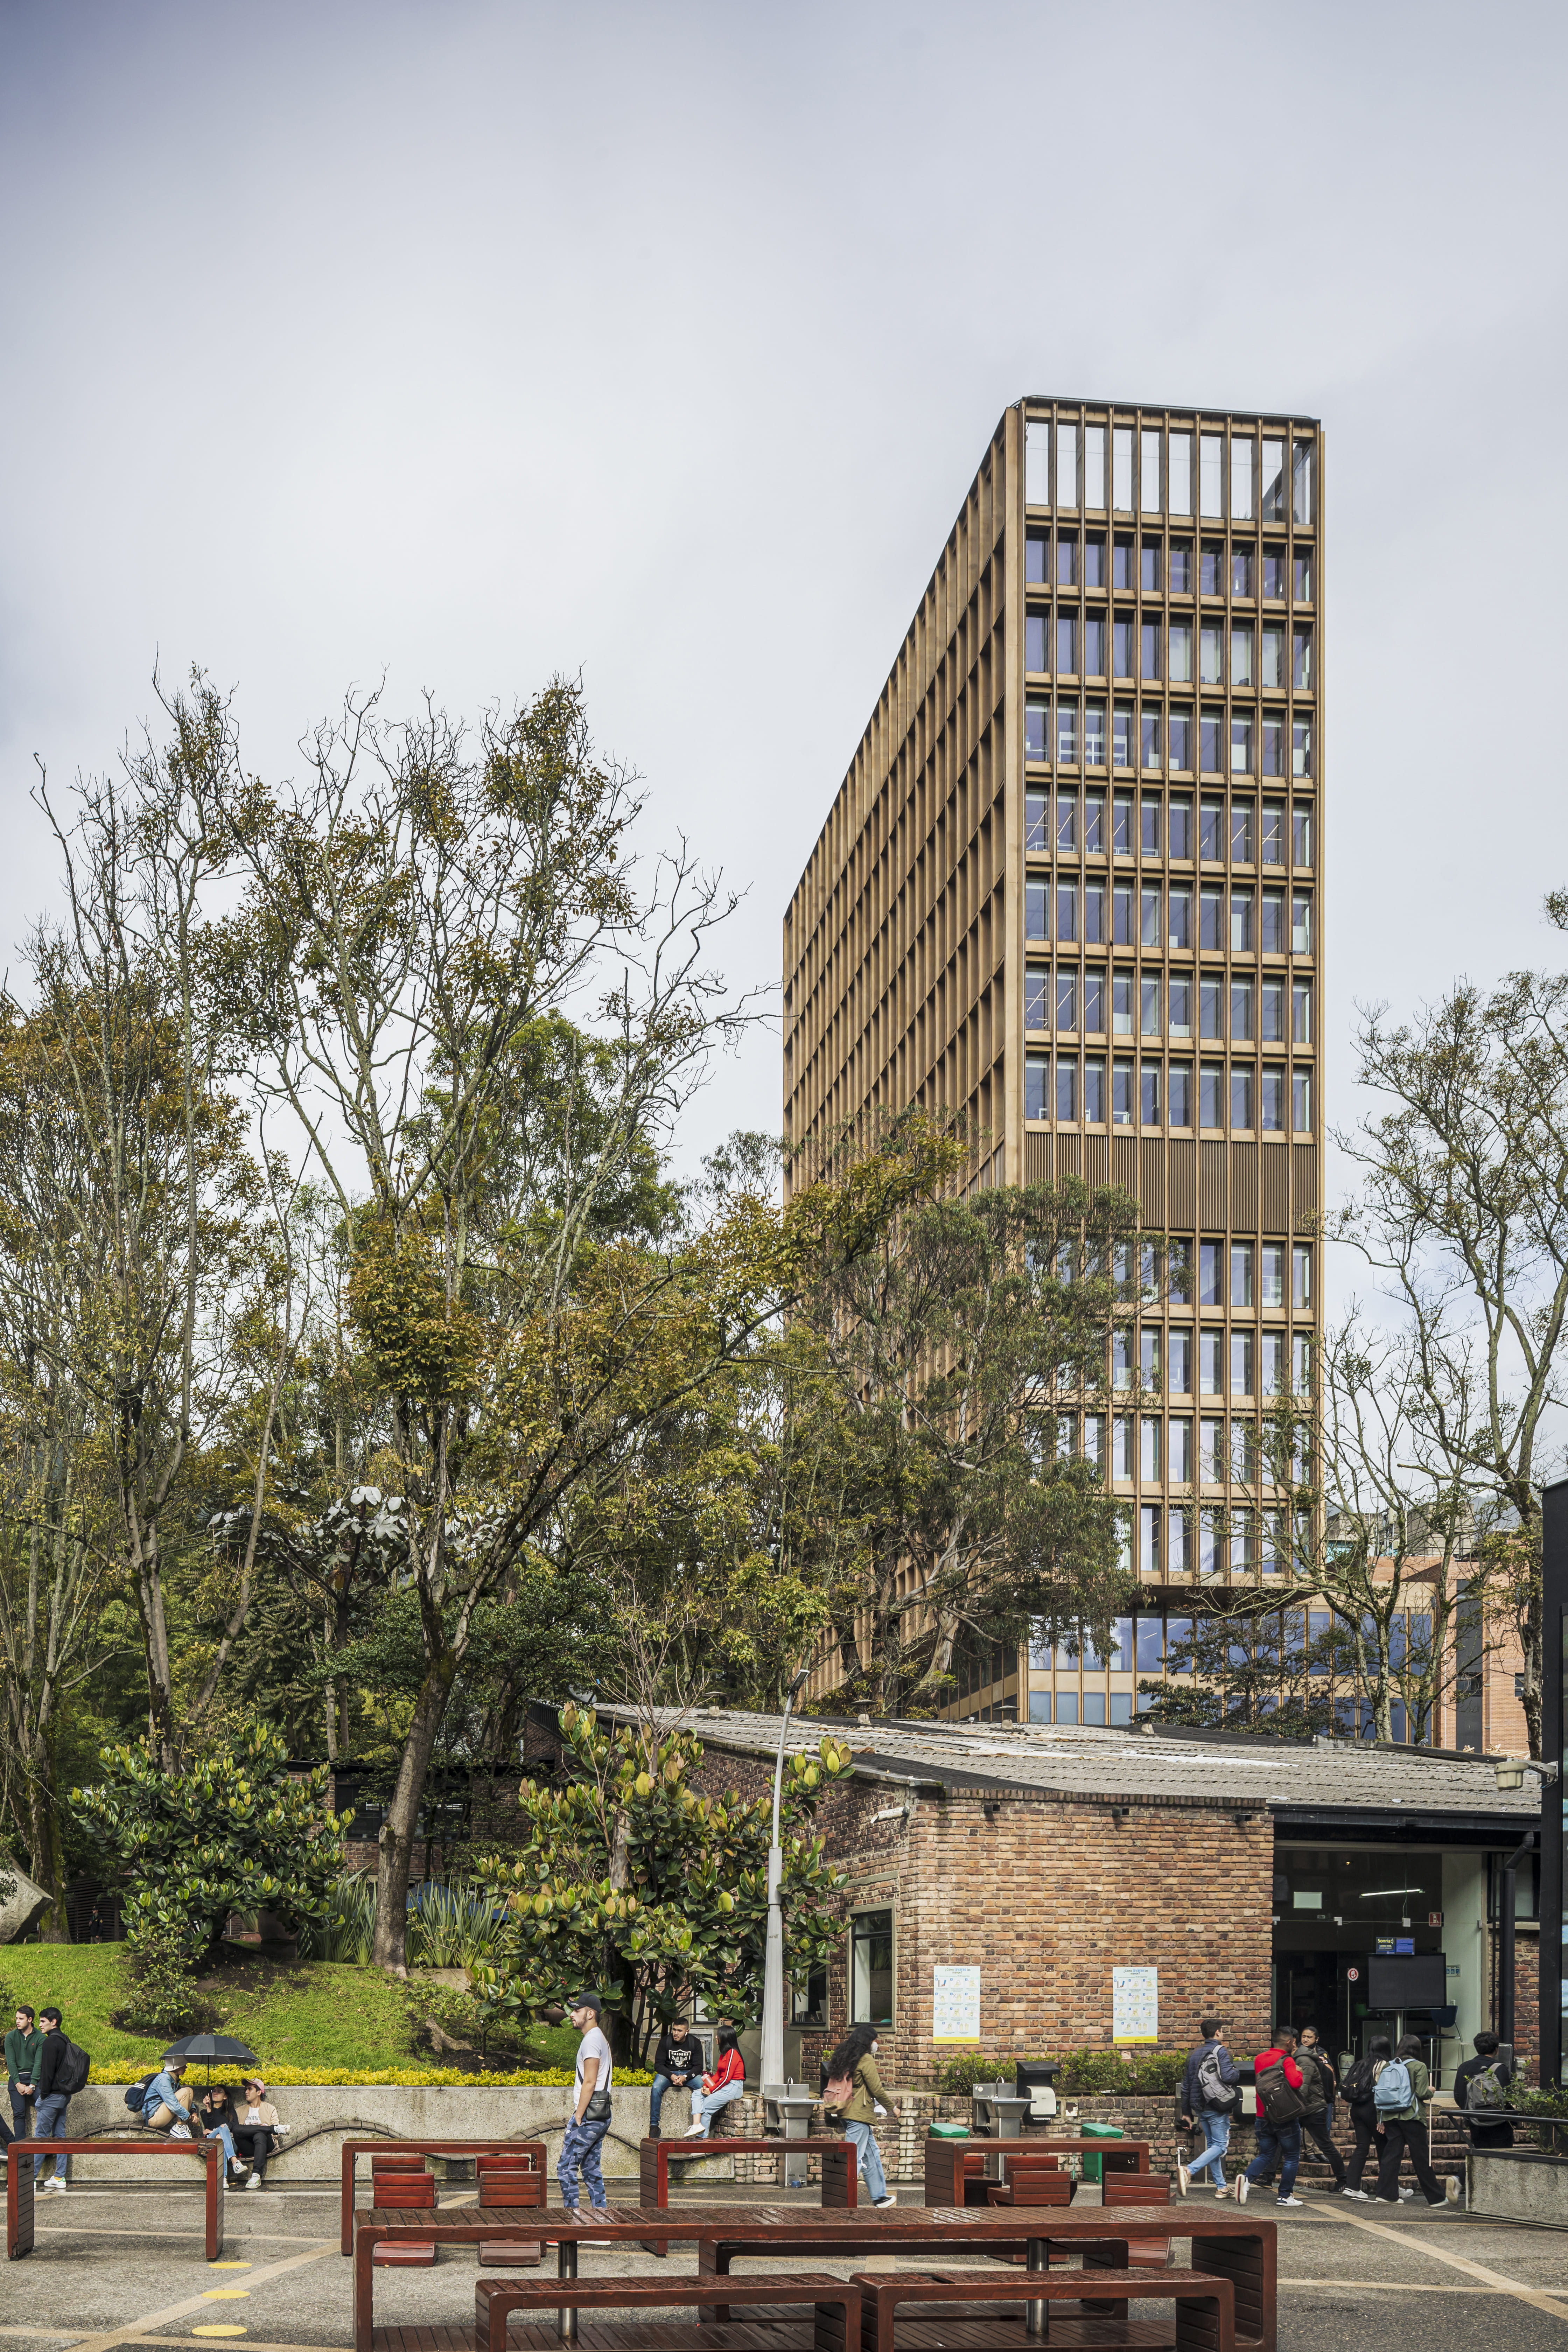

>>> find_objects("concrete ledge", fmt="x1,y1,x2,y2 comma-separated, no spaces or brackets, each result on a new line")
6,2080,674,2181
1469,2148,1568,2225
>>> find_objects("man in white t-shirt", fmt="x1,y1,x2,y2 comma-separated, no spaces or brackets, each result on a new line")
558,1992,614,2213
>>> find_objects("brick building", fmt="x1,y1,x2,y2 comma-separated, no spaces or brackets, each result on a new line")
556,1707,1542,2092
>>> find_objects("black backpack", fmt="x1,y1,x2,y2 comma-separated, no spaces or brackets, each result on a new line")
1344,2054,1378,2105
1256,2057,1306,2126
124,2073,155,2114
56,2039,91,2096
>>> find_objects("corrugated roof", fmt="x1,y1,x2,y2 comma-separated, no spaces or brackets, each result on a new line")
626,1706,1542,1825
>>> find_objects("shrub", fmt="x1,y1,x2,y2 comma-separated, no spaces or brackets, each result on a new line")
297,1871,378,1964
935,2051,1007,2094
1057,2046,1186,2095
108,1920,216,2039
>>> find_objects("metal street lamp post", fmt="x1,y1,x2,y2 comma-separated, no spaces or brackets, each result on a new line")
760,1667,810,2088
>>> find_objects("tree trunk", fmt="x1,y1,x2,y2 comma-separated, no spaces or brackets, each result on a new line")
372,1655,457,1973
26,1743,70,1941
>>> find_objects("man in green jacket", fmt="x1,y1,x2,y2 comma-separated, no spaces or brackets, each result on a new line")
6,2003,42,2142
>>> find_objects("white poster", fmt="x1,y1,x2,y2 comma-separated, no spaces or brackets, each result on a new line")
1112,1965,1158,2044
932,1964,982,2042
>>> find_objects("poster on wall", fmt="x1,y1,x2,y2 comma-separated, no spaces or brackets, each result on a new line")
1112,1965,1158,2044
932,1965,982,2042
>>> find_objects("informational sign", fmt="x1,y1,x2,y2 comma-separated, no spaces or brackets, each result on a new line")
1112,1965,1158,2044
1346,1967,1360,1982
932,1965,982,2042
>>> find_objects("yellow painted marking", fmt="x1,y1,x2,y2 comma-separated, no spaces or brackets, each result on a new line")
210,2261,253,2269
200,2289,250,2300
191,2329,248,2338
1331,2205,1568,2322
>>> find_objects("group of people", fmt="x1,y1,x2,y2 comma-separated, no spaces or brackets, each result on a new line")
1177,2016,1512,2208
4,2004,74,2186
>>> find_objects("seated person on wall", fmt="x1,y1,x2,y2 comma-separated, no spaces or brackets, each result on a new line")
199,2084,246,2185
683,2027,746,2139
140,2054,198,2136
648,2018,699,2139
230,2077,284,2191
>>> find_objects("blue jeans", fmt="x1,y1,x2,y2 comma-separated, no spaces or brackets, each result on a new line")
687,2079,744,2136
649,2072,693,2130
1187,2107,1232,2181
32,2091,69,2180
558,2115,610,2210
1244,2117,1301,2199
206,2121,238,2170
844,2120,888,2203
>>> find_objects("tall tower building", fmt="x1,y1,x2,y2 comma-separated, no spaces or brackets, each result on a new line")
783,399,1323,1724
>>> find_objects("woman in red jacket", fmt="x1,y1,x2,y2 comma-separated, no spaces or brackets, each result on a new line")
682,2029,746,2138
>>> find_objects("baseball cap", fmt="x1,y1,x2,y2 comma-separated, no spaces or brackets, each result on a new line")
568,1991,604,2018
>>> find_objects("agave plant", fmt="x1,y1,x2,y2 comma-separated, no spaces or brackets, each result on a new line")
407,1878,504,1969
298,1869,378,1964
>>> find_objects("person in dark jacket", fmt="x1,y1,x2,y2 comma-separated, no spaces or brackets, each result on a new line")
1374,2035,1447,2208
1176,2018,1241,2197
1341,2035,1391,2199
6,2005,41,2145
1236,2028,1306,2209
1295,2028,1348,2191
31,2009,72,2190
647,2018,700,2138
1454,2031,1514,2151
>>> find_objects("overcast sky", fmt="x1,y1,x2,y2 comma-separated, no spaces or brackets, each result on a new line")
2,0,1565,1217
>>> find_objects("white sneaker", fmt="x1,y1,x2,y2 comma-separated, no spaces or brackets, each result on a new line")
1275,2196,1304,2210
1177,2161,1191,2198
41,2177,66,2193
1398,2187,1416,2201
682,2121,707,2138
1342,2188,1370,2200
245,2172,264,2191
1234,2175,1250,2204
873,2195,896,2208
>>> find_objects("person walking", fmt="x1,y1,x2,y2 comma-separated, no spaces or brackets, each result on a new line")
6,2004,40,2147
1373,2035,1448,2209
1294,2028,1348,2192
1454,2031,1514,2152
30,2009,75,2191
230,2078,284,2189
683,2028,746,2137
1340,2036,1390,2199
1236,2026,1307,2211
558,1993,614,2216
1175,2017,1241,2197
647,2018,699,2138
821,2023,899,2209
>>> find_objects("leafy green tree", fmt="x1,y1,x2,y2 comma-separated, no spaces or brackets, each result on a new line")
71,1718,348,1954
470,1703,854,2065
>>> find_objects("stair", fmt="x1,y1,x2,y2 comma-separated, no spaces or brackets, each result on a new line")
1292,2106,1469,2192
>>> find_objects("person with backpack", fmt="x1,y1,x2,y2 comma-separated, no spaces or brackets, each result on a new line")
1340,2034,1391,2198
6,2004,41,2144
1373,2035,1448,2208
1175,2017,1241,2197
1294,2027,1348,2191
30,2008,88,2191
1235,2025,1306,2209
1454,2031,1514,2151
820,2022,899,2208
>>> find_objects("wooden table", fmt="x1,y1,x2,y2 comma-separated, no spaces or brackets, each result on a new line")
924,2136,1152,2205
352,2199,1275,2352
340,2139,549,2255
6,2138,223,2262
640,2136,857,2208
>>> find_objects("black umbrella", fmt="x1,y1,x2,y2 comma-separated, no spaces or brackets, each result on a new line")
163,2032,260,2084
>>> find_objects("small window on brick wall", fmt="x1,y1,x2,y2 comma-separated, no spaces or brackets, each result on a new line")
792,1962,828,2025
850,1907,895,2026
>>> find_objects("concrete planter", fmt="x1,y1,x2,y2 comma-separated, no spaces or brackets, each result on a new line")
1469,2148,1568,2222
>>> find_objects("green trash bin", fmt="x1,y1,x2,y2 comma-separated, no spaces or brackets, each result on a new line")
1079,2120,1123,2184
929,2121,969,2140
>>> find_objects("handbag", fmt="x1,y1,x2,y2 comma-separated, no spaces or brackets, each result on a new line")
583,2088,612,2123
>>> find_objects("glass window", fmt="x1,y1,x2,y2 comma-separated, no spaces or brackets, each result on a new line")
1231,1241,1254,1307
1169,1330,1193,1394
1293,548,1313,603
1169,885,1191,949
1026,699,1048,760
1293,802,1313,866
1263,547,1286,600
1201,709,1224,772
1113,791,1134,855
1231,713,1253,774
1200,1062,1224,1127
1136,1613,1163,1671
1055,533,1077,588
1084,532,1106,587
1261,890,1284,954
1113,705,1133,769
1292,438,1314,526
1260,1064,1285,1130
1058,420,1079,509
1199,890,1223,953
1292,891,1312,954
1231,436,1254,520
1293,626,1312,691
1231,1063,1254,1128
1293,1244,1312,1304
1084,881,1105,942
1026,530,1048,584
1083,699,1106,764
1057,611,1078,674
1057,787,1078,854
1293,1068,1312,1130
1261,1244,1285,1308
1200,623,1224,685
1084,425,1106,509
1231,1331,1254,1396
1200,433,1224,517
1083,968,1106,1032
1261,979,1284,1041
1231,800,1254,863
1292,980,1312,1043
1055,1688,1079,1724
1141,888,1161,947
1169,620,1192,682
1291,717,1312,777
1141,429,1162,513
1293,1334,1313,1395
1140,794,1161,858
1169,1060,1192,1126
1199,798,1224,862
1140,1060,1161,1125
1026,420,1050,505
1113,615,1135,678
1262,716,1284,776
1169,974,1192,1035
1200,540,1225,596
1141,1414,1162,1478
1111,1333,1133,1396
1026,787,1047,851
1199,1330,1223,1393
1232,546,1254,598
1084,615,1107,678
1169,433,1192,517
1169,709,1192,771
1058,700,1079,763
1056,878,1078,940
1231,976,1254,1039
1026,965,1048,1029
1113,1058,1134,1125
1055,967,1078,1031
1026,1053,1048,1119
1140,1323,1161,1383
1141,708,1161,770
1056,1054,1078,1121
1084,790,1106,853
1112,969,1134,1035
1231,623,1254,686
1261,624,1285,689
1200,975,1223,1037
1169,796,1193,860
1084,1056,1106,1121
1113,535,1134,590
1027,611,1049,672
1231,887,1253,952
850,1909,894,2026
1113,883,1134,943
1261,801,1284,864
1169,539,1193,592
1026,880,1048,938
1261,438,1286,523
1141,620,1161,681
1113,425,1133,510
1140,539,1162,594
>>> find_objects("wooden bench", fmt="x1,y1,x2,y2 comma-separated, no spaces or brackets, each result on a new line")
339,2138,549,2256
476,2152,545,2269
475,2270,860,2352
369,2157,437,2269
849,2264,1234,2352
6,2138,223,2262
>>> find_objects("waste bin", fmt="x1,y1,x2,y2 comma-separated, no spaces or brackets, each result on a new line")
1079,2120,1123,2184
929,2121,969,2140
